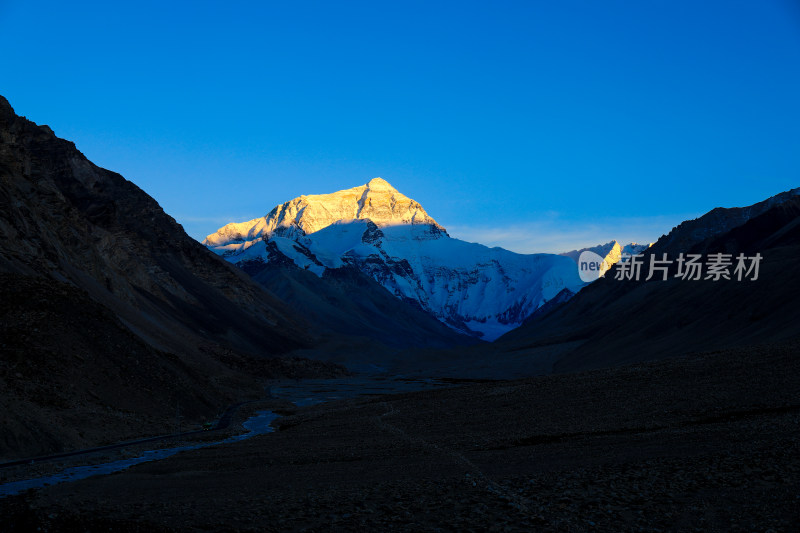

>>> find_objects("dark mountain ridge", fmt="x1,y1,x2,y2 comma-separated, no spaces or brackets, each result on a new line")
650,187,799,256
0,95,344,459
491,191,800,373
0,96,312,357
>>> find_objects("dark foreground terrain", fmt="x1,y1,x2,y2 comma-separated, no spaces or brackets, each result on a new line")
2,340,799,532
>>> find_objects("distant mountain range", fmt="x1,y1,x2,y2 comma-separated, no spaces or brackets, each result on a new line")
3,90,798,459
453,187,800,377
205,178,590,340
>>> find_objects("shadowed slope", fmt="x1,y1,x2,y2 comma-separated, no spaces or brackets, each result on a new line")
0,95,343,459
0,95,311,357
242,257,480,351
493,193,800,373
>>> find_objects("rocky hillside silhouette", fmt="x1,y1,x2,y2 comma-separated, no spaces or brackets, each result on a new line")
492,191,800,373
0,96,344,459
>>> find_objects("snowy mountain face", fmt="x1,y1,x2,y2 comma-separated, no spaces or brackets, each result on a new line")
204,177,442,248
205,178,586,340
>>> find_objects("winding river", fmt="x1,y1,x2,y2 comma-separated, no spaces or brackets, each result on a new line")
0,375,452,498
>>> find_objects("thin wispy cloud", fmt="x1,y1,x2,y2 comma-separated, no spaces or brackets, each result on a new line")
446,213,700,255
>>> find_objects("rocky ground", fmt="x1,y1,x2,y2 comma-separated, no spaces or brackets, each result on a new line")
0,273,348,462
2,341,798,531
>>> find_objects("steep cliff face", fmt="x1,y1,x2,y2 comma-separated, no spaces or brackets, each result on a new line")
206,179,585,340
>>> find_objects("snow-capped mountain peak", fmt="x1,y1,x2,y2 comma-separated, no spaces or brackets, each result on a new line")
364,176,395,191
561,240,652,277
203,177,442,249
204,178,586,340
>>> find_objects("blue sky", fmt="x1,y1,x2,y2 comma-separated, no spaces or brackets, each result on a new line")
2,1,799,252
